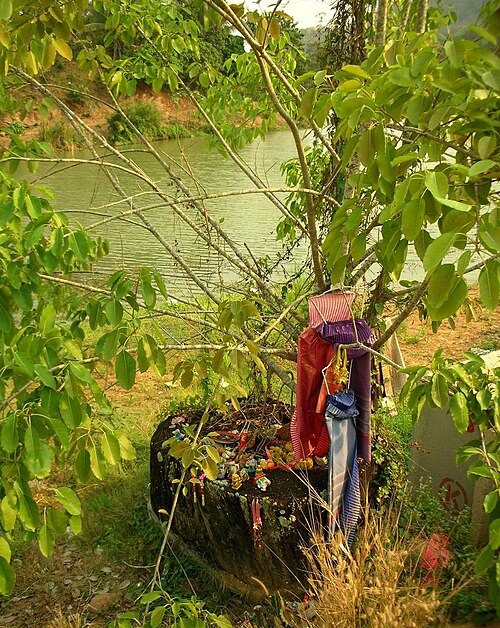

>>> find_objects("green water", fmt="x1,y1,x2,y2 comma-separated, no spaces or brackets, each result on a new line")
29,130,307,291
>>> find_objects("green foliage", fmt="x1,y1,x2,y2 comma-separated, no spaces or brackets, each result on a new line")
106,101,164,144
399,480,496,623
317,31,500,317
404,351,500,613
370,404,412,504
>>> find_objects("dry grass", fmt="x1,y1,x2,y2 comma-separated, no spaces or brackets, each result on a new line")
46,608,86,628
303,502,442,628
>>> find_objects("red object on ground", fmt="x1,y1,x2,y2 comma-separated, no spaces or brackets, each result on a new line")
420,532,452,585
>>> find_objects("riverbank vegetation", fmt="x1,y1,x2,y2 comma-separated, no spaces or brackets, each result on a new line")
0,0,499,625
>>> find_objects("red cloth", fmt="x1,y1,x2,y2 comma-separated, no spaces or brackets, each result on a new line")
291,327,334,460
420,532,451,585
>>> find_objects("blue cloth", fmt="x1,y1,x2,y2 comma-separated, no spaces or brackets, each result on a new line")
325,394,361,546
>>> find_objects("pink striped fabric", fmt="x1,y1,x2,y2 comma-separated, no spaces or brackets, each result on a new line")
308,292,355,327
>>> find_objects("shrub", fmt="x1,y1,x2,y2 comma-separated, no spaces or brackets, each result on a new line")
37,119,86,151
107,101,164,144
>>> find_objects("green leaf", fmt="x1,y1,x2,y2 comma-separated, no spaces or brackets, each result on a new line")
137,339,149,373
152,269,169,301
468,25,497,46
39,523,55,557
431,373,448,408
46,507,67,536
485,491,498,514
205,445,221,464
24,425,52,478
402,198,425,240
488,518,500,550
478,136,496,159
181,369,193,388
14,352,35,377
69,514,82,535
182,447,195,469
53,39,73,61
74,448,91,483
55,487,81,516
388,67,416,86
0,302,12,332
0,0,12,20
0,556,15,596
34,364,57,390
140,591,163,604
115,350,136,390
423,232,458,272
477,387,492,411
150,605,166,628
483,70,500,91
342,64,370,79
105,299,123,326
449,392,469,433
427,264,456,309
117,434,136,461
469,160,496,177
69,362,93,384
1,497,17,532
425,171,448,199
338,78,362,92
0,537,11,563
300,87,318,118
357,129,376,167
475,544,494,575
68,231,88,262
350,233,366,261
140,269,156,309
444,40,465,67
478,260,499,311
90,445,105,480
201,457,219,481
101,431,121,465
1,414,18,454
39,304,56,334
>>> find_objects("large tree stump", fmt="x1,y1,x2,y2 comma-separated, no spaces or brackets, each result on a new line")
150,412,328,596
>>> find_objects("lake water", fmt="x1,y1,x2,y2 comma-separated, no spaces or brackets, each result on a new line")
29,130,309,291
26,129,478,292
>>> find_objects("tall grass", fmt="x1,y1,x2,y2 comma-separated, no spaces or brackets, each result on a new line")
304,502,442,627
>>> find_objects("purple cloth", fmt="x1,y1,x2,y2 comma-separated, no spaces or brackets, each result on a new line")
317,319,373,463
316,319,374,358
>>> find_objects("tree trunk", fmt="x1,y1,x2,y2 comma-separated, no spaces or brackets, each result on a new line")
375,0,388,46
150,414,328,594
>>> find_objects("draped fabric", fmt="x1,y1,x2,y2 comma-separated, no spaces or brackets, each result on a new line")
325,402,360,546
317,319,374,463
289,297,370,546
291,293,357,461
290,327,334,460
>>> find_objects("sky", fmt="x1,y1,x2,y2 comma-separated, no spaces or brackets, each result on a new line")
246,0,333,28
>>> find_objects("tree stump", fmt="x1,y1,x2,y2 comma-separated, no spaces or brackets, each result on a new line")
150,411,328,596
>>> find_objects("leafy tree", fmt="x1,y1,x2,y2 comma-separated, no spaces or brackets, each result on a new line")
0,0,498,614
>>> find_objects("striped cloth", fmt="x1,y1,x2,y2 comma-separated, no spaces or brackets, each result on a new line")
308,292,356,327
325,400,360,546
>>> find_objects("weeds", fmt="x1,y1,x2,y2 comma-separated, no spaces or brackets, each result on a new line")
37,119,86,150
